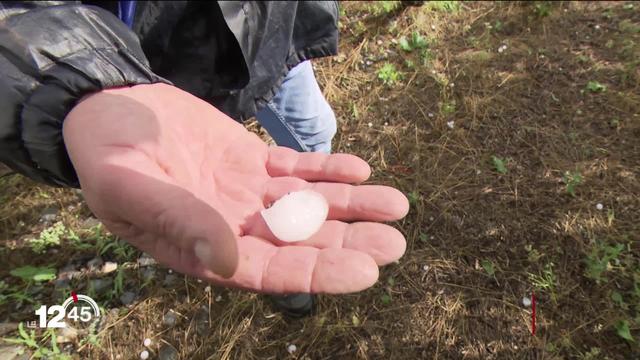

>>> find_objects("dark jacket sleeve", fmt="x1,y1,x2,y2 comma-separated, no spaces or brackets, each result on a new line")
0,1,170,187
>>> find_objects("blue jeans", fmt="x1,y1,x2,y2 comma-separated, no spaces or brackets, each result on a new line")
255,61,337,154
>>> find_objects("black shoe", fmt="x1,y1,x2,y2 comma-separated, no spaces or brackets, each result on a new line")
270,293,315,318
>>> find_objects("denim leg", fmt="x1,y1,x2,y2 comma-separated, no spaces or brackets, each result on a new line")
255,61,337,154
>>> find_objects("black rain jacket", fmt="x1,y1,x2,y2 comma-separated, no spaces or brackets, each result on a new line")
0,1,339,187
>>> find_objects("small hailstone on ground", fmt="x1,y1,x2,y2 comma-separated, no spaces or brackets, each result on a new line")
215,295,222,302
384,122,389,126
447,121,455,129
204,285,211,293
428,113,434,118
431,24,436,30
143,338,151,347
391,38,398,44
449,83,455,88
522,296,532,307
376,39,383,45
140,350,149,360
594,24,600,30
596,203,604,211
168,269,173,274
287,344,297,354
367,122,373,127
197,279,202,283
429,216,434,221
422,265,429,271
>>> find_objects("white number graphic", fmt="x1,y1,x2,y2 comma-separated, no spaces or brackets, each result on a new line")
47,305,66,328
79,306,92,322
35,305,47,328
67,306,79,321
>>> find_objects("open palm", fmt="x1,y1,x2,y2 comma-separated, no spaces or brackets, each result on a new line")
63,84,408,294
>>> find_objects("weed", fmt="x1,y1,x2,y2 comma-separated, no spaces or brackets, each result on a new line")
562,171,583,197
2,323,71,359
370,1,399,16
10,266,56,283
586,81,606,93
493,20,504,32
428,1,460,13
481,259,496,276
584,241,624,284
29,222,66,253
377,63,402,86
491,156,508,175
440,101,456,115
614,320,634,342
533,2,552,17
619,19,640,33
529,262,558,303
398,32,429,52
407,191,421,206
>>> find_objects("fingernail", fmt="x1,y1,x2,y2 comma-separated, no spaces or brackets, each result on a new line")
194,239,236,278
194,239,214,268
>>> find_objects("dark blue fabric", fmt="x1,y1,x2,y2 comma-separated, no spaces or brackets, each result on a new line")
117,1,137,29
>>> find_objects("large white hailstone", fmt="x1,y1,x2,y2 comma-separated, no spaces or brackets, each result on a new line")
143,338,151,347
140,350,149,360
261,190,329,242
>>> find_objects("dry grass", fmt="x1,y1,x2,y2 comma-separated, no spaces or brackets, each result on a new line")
1,1,640,359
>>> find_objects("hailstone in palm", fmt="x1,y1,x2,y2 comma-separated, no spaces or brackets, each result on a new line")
261,190,329,242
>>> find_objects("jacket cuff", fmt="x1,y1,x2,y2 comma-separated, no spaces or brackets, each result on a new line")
20,47,170,187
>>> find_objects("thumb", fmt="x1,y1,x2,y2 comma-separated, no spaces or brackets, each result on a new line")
84,159,239,278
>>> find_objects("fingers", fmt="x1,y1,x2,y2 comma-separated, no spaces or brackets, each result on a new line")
266,147,371,183
245,216,406,265
198,236,379,294
264,177,410,222
90,156,238,278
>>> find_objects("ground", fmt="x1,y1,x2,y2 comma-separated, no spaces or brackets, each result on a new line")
1,1,639,359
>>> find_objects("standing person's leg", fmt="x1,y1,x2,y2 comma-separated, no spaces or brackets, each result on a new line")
255,60,337,317
256,61,337,154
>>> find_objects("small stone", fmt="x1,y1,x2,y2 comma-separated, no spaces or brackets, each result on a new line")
163,310,177,326
140,350,149,360
89,278,112,293
194,307,209,336
87,257,104,272
137,254,157,267
81,217,101,229
522,296,532,307
163,274,178,286
143,338,152,347
102,262,117,274
447,121,455,129
0,323,18,337
287,344,297,354
0,345,29,360
141,267,156,281
56,325,78,343
119,291,136,305
158,345,179,360
39,208,58,223
596,203,603,211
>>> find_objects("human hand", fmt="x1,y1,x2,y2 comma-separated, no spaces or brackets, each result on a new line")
63,84,409,294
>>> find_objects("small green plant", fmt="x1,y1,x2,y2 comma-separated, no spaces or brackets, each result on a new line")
614,320,634,342
371,1,399,15
493,20,504,32
563,171,583,197
398,32,429,52
377,63,402,86
407,191,420,206
529,262,558,303
29,222,66,253
381,293,392,304
481,259,495,276
440,101,456,115
2,324,71,359
428,1,460,13
586,81,606,93
619,19,640,33
533,2,552,17
584,241,624,284
10,266,56,284
491,156,508,175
